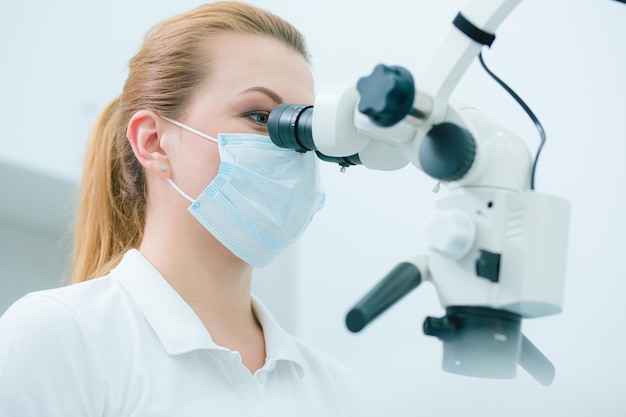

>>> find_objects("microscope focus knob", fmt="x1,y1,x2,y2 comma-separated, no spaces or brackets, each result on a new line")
356,64,415,127
419,122,476,182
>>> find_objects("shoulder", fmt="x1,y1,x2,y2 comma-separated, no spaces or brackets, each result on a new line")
0,274,137,362
0,280,106,335
0,274,130,377
2,273,130,327
0,286,109,416
0,277,119,360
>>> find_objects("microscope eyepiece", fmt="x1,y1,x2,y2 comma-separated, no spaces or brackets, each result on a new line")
268,103,362,169
268,104,315,153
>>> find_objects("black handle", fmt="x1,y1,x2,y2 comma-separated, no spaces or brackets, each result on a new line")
346,262,422,333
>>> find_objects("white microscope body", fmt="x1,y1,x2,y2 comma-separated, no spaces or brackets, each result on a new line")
268,0,570,385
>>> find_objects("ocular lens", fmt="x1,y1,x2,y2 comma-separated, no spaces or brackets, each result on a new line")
268,103,362,169
268,104,315,152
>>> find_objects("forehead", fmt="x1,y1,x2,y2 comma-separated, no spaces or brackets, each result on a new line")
199,32,314,105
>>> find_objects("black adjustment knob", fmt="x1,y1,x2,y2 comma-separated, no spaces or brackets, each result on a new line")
475,249,501,283
419,122,476,182
356,64,415,127
423,316,456,341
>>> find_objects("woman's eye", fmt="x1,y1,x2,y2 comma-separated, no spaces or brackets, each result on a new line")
246,111,270,125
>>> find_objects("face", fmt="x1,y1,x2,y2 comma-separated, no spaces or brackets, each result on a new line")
163,31,315,200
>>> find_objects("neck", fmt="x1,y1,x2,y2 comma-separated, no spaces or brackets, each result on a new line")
139,205,266,372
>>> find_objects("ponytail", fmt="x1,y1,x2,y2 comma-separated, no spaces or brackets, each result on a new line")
72,97,145,282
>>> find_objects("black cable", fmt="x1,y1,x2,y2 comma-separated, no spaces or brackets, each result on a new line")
478,51,546,191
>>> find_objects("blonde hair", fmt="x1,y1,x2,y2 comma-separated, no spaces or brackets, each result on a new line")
73,2,309,282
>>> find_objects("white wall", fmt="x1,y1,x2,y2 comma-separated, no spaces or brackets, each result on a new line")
1,0,625,416
0,157,76,312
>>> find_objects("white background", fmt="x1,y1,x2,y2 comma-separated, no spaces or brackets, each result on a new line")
1,0,625,415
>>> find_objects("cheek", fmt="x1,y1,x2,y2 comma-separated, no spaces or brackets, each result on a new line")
175,143,221,197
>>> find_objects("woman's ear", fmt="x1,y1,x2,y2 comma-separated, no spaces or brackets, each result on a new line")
127,110,169,175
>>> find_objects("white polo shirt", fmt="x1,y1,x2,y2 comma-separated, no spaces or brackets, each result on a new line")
0,249,361,416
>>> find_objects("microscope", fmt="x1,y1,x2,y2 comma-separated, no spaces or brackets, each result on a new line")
268,0,570,386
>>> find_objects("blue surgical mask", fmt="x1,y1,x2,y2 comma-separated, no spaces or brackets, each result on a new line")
163,117,325,267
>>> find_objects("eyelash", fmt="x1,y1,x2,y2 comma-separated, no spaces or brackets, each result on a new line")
245,111,271,126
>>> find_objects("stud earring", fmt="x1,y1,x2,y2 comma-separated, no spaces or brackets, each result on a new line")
161,165,168,172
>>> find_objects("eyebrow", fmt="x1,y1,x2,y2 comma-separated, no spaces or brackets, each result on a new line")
238,86,283,104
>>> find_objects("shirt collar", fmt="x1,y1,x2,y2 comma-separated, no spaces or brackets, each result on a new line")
112,249,304,374
251,295,304,376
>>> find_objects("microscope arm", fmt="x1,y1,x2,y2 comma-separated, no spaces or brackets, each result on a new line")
418,0,521,125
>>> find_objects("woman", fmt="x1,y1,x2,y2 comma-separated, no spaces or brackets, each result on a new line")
0,2,360,416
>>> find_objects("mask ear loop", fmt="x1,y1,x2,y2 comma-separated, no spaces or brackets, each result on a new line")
166,178,195,203
161,115,219,204
161,116,219,203
161,116,219,143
